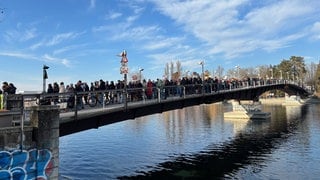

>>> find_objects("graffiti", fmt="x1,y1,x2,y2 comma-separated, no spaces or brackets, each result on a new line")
0,149,53,180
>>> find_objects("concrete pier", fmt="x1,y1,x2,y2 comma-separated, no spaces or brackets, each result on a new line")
0,105,60,179
224,100,271,120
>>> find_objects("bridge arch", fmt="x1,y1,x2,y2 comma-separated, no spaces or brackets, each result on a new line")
202,83,310,104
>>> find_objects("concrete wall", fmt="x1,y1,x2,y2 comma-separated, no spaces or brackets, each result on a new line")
0,105,59,180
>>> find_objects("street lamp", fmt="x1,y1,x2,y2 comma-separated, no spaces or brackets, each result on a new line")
139,68,144,83
185,70,190,77
199,61,204,81
270,68,273,79
43,65,49,93
235,65,240,79
199,61,204,94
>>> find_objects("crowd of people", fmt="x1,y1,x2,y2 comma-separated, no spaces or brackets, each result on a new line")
1,75,276,110
43,75,272,109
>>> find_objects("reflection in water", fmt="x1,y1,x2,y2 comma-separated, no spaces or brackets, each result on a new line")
60,102,320,179
119,104,311,179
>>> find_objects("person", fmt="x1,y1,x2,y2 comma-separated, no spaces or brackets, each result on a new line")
75,80,84,109
2,82,11,94
146,79,153,99
53,82,59,104
47,83,54,93
0,89,2,110
45,83,54,104
59,82,66,102
83,82,89,105
66,84,75,109
8,83,16,94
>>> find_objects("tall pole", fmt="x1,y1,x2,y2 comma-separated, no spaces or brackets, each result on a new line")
43,65,49,93
199,61,204,94
139,68,144,83
119,50,128,111
235,65,240,79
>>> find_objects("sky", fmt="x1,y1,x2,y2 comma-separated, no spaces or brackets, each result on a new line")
1,0,320,92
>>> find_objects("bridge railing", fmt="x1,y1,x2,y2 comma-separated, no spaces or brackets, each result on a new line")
0,79,306,126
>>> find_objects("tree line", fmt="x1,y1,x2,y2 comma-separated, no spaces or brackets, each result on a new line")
163,56,320,92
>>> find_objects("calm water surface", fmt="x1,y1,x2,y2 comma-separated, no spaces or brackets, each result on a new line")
59,102,320,179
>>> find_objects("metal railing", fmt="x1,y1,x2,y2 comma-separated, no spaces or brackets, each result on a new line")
0,79,307,126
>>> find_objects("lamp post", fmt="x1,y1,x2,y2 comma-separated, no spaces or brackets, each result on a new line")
235,65,240,79
185,70,190,77
43,65,49,93
139,68,144,83
270,68,273,79
199,61,204,94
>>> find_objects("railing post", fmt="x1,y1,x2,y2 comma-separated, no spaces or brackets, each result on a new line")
157,88,161,103
103,93,106,108
74,93,78,120
142,88,146,103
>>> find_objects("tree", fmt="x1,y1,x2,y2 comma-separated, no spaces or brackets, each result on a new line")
276,56,306,81
215,65,224,79
290,56,306,81
305,62,317,88
315,62,320,92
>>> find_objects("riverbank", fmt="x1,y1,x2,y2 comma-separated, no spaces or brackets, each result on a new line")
259,98,286,105
259,95,320,105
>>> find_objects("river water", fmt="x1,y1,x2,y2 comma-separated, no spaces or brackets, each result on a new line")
59,102,320,179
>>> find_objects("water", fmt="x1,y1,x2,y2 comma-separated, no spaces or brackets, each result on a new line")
59,102,320,179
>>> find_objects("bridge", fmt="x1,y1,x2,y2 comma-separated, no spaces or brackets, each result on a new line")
1,81,310,137
4,81,305,136
0,80,311,179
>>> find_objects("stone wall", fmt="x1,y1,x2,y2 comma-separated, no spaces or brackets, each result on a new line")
0,105,59,179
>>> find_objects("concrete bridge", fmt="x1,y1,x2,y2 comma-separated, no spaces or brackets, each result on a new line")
0,81,311,179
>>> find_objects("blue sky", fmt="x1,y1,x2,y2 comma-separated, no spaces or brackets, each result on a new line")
1,0,320,91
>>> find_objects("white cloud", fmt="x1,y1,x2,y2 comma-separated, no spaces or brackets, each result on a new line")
0,51,71,67
151,0,320,59
42,54,71,67
112,25,161,41
4,28,37,43
310,22,320,40
106,12,122,20
143,37,184,50
46,32,82,46
0,51,37,60
89,0,96,9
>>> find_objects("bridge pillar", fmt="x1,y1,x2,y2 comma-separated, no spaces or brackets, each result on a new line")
224,100,251,119
224,100,269,120
29,105,60,179
0,105,60,179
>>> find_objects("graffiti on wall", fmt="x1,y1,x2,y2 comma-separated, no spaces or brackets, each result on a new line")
0,149,53,179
